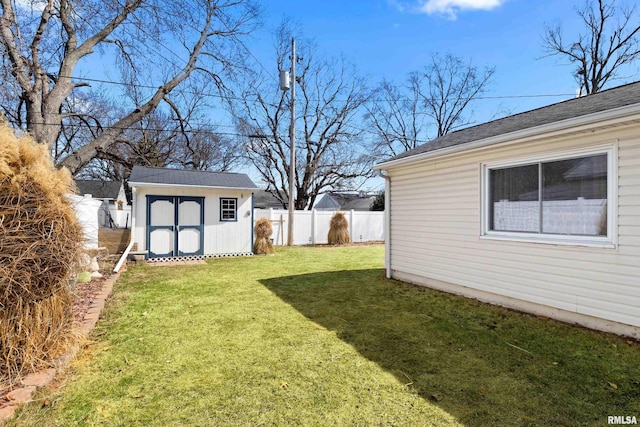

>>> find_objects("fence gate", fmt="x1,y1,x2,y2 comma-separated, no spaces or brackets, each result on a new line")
147,196,204,258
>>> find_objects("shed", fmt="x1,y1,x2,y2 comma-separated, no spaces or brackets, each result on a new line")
374,81,640,338
128,166,258,260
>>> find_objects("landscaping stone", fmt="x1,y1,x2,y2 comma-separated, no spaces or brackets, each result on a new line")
0,405,18,424
6,386,35,402
21,368,55,388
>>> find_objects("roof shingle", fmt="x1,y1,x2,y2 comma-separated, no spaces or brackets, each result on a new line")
128,166,257,189
74,180,122,199
384,81,640,163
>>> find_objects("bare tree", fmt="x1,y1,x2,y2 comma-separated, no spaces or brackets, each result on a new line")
80,109,241,181
364,79,426,157
542,0,640,94
232,26,372,210
366,53,495,158
416,53,495,138
0,0,258,174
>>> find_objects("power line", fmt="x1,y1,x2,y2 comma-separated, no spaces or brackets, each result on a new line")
49,71,577,104
28,120,245,137
55,73,250,101
227,33,279,84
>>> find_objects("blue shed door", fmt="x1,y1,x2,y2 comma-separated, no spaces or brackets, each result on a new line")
147,196,204,258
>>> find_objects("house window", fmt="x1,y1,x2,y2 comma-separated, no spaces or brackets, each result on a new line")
483,147,614,246
220,198,237,221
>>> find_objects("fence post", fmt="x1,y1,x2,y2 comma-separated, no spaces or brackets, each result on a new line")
312,208,317,245
350,209,354,242
268,208,275,245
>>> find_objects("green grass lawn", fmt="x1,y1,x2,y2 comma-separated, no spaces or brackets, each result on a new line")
10,245,640,426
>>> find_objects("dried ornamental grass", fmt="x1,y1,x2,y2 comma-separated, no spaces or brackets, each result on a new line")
328,212,350,245
254,217,274,254
0,123,84,384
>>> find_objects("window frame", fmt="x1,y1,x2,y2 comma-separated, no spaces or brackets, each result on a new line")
220,197,238,222
480,144,617,248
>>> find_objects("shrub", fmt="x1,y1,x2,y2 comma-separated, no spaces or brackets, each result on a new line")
0,123,84,384
328,212,350,245
370,191,384,211
254,217,275,254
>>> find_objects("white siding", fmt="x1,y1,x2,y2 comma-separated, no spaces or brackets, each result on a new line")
387,124,640,336
132,186,253,256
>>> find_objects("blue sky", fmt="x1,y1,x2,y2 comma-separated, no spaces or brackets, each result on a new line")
232,0,640,191
246,0,636,120
65,0,637,190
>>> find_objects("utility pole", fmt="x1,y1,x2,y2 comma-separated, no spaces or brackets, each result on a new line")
278,38,296,246
287,37,296,246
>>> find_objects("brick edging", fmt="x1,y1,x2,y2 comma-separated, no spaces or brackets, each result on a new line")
0,270,121,425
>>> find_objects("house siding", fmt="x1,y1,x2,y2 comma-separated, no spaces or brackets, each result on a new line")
387,124,640,336
132,186,253,256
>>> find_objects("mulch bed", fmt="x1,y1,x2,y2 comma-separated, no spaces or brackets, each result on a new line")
72,276,108,324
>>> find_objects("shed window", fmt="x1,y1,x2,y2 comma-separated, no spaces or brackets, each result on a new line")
483,147,614,246
220,198,237,221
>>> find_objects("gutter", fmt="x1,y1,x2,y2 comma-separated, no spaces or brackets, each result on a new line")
374,102,640,171
113,186,136,273
377,170,392,279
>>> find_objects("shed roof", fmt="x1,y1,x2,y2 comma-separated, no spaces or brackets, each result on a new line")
74,180,122,200
379,81,640,166
128,166,258,190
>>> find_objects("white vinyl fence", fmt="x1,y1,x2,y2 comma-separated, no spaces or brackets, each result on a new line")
254,209,384,246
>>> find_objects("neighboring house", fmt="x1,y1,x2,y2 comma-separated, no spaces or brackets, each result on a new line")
128,166,258,260
253,190,286,209
315,192,376,211
74,179,129,228
374,81,640,338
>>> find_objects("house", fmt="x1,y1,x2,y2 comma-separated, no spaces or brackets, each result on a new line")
374,81,640,338
315,192,377,211
74,179,129,228
127,166,258,260
75,179,127,204
253,190,286,209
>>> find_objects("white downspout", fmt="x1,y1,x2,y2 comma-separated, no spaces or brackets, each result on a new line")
113,186,137,273
377,170,391,279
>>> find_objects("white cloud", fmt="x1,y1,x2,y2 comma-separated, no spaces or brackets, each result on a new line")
387,0,407,13
419,0,506,18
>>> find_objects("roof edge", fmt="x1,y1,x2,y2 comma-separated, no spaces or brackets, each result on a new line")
374,102,640,171
128,182,258,191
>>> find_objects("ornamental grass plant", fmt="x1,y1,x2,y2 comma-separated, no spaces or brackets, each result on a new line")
327,212,350,245
0,122,84,384
253,217,274,254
